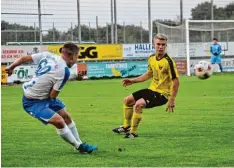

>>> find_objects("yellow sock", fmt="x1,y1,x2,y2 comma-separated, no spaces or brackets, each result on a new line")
123,105,133,128
130,112,142,134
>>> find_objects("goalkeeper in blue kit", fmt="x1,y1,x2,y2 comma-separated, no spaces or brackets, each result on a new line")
210,38,223,72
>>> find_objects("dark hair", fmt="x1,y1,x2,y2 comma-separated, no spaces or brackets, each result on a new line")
61,42,79,55
213,38,218,41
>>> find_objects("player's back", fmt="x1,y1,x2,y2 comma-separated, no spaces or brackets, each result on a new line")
23,52,69,100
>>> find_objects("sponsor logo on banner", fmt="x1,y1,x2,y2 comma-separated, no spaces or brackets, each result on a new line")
1,66,8,83
1,46,47,63
47,44,122,60
79,46,98,59
123,44,155,58
79,44,122,60
7,65,37,83
123,42,234,58
87,61,148,78
16,67,29,79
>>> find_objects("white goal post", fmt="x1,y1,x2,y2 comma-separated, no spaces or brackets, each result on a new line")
185,20,234,76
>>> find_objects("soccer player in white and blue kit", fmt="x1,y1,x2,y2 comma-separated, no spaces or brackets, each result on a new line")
5,42,98,154
210,38,223,72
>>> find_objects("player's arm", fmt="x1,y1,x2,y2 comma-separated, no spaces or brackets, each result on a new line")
122,71,152,87
5,55,33,76
133,71,153,83
218,44,222,55
50,67,70,98
5,52,45,76
166,59,180,112
170,77,179,101
122,58,153,87
210,45,213,54
49,89,60,99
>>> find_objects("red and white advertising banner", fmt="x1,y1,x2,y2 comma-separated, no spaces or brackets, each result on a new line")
1,46,47,63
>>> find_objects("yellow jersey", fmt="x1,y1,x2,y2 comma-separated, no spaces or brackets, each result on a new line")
147,53,179,98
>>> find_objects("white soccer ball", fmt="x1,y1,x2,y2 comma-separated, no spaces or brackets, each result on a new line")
194,60,213,80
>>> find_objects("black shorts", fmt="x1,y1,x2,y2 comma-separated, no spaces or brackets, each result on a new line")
132,89,168,108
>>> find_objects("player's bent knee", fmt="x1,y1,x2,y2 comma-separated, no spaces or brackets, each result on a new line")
124,95,135,106
53,119,66,129
134,101,146,112
63,113,72,124
135,99,146,111
135,104,145,110
58,109,72,124
49,114,66,129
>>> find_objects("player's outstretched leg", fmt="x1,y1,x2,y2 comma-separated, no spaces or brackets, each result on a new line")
77,143,98,154
58,109,83,144
50,114,98,154
218,63,223,72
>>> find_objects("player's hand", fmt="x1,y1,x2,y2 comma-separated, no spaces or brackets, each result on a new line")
122,78,134,87
166,98,175,113
5,66,14,76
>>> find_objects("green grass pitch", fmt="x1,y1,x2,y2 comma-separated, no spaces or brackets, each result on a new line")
1,74,234,167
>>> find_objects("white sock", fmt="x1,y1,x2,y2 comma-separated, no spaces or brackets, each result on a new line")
67,120,82,144
57,125,81,149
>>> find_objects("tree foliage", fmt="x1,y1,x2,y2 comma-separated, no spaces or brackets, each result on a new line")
1,2,234,44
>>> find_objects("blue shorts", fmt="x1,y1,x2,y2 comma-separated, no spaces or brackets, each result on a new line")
22,96,65,125
211,55,221,64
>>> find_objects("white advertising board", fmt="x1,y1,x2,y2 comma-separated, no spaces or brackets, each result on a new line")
123,42,234,58
7,64,78,83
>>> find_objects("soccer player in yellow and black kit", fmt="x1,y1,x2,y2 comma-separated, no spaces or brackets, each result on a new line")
112,33,180,138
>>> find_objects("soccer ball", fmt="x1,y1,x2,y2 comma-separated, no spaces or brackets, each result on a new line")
194,60,213,79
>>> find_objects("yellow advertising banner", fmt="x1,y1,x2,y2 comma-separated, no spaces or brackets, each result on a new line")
47,44,123,60
47,45,63,55
1,65,8,83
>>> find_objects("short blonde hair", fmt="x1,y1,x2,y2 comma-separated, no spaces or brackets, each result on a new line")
154,33,168,41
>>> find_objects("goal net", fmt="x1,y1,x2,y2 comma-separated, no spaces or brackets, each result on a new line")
156,20,234,76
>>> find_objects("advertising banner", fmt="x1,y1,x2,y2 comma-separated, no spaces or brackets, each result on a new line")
77,63,87,77
7,64,78,83
175,60,187,75
1,65,8,83
123,44,155,58
169,42,234,58
47,45,63,55
1,46,47,63
190,58,234,73
123,42,234,58
87,60,190,78
47,44,123,60
7,65,38,83
87,61,148,78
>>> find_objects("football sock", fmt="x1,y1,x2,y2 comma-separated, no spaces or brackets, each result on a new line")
130,112,142,134
67,120,82,144
123,104,133,128
57,125,80,149
219,64,223,72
